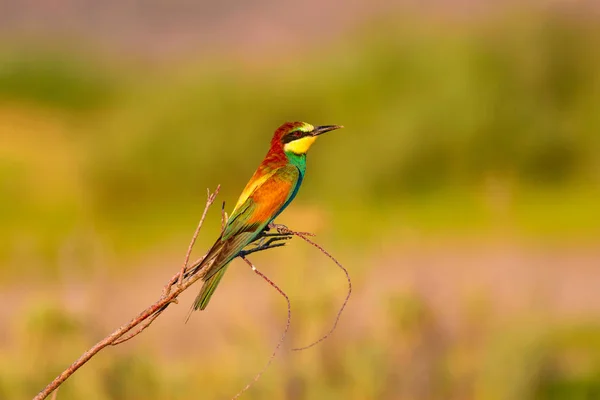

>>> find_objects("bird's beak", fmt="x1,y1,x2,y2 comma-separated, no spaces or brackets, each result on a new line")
312,125,344,136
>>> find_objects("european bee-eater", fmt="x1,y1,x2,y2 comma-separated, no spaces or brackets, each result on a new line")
190,121,342,311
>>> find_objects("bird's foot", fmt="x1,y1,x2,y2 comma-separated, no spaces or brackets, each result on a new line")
268,222,316,237
267,222,288,234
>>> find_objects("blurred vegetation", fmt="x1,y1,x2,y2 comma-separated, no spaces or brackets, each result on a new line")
0,49,120,112
2,295,599,399
1,13,600,278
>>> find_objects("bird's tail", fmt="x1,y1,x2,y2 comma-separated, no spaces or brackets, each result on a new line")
192,265,229,311
185,230,257,318
183,238,228,315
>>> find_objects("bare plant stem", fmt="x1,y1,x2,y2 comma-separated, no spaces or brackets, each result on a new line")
33,186,221,400
175,188,219,288
274,226,352,351
33,184,351,400
231,256,292,400
111,311,161,345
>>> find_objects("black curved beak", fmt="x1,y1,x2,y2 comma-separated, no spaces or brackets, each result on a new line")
312,125,344,136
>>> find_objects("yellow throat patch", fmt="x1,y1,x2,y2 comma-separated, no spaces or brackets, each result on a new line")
284,135,317,154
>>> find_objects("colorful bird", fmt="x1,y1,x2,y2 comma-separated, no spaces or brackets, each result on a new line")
189,121,343,312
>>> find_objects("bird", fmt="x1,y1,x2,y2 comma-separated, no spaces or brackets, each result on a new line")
188,121,343,312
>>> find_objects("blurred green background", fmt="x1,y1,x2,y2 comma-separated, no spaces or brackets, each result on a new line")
1,2,600,399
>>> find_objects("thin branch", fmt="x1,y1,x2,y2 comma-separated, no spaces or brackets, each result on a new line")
239,235,292,257
239,242,287,257
33,183,350,400
111,311,161,345
175,188,219,289
274,226,352,352
33,186,221,400
231,255,291,400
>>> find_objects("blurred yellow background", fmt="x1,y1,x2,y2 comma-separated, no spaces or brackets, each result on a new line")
1,2,600,399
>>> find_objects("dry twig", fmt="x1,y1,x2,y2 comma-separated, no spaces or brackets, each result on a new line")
33,186,221,400
33,184,351,400
175,188,219,289
273,225,352,351
231,255,292,400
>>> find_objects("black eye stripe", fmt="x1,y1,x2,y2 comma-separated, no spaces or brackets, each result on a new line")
282,130,306,143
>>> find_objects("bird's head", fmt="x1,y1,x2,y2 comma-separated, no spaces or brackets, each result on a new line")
273,121,343,155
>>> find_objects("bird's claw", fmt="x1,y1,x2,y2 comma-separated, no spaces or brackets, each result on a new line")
268,222,288,233
268,222,315,237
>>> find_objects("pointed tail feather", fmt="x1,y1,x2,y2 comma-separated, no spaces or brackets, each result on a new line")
187,231,260,316
194,265,229,311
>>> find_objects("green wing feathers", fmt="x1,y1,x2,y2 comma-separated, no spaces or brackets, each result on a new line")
193,265,229,310
188,165,301,313
189,230,258,311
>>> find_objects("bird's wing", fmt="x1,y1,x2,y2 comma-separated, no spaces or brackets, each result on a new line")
231,167,278,216
222,164,300,241
194,164,300,309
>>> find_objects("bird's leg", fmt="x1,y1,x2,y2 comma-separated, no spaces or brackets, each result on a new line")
267,222,287,233
252,224,293,246
268,222,316,237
